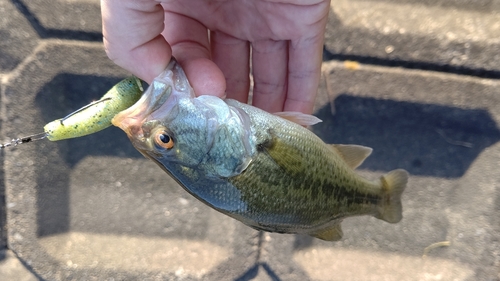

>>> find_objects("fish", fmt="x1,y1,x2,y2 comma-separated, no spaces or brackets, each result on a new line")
112,59,409,241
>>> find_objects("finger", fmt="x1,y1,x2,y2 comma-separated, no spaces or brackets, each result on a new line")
101,0,171,83
211,31,251,103
251,40,288,113
284,30,326,114
162,11,226,98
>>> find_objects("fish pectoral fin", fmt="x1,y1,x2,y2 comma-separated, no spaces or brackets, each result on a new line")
310,222,343,241
273,111,322,126
331,144,373,169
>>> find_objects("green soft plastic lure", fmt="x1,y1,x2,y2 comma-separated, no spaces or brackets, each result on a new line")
1,76,143,148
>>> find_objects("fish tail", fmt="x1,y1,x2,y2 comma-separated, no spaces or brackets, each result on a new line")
376,169,409,223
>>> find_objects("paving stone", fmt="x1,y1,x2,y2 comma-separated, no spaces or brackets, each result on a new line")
325,0,500,76
364,0,500,11
259,233,311,281
18,0,102,39
2,0,500,280
0,250,38,281
0,0,39,72
0,81,5,251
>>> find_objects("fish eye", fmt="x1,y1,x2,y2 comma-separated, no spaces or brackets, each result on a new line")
154,130,174,149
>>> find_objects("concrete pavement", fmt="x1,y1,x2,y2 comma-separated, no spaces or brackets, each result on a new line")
0,0,499,280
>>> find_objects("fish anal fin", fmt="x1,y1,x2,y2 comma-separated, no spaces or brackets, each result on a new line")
332,144,373,169
310,222,343,241
376,169,409,223
274,111,322,126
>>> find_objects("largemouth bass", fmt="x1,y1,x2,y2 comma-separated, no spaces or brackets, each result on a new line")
112,59,409,241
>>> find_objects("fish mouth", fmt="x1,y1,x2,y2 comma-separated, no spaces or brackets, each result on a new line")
111,82,171,142
112,58,193,146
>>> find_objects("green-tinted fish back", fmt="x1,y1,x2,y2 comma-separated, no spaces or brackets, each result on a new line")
44,77,143,141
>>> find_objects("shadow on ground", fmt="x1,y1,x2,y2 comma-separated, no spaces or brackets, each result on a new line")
235,262,281,281
11,0,101,41
312,94,500,178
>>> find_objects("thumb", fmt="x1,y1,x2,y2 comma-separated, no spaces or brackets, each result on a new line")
101,0,172,84
176,57,226,99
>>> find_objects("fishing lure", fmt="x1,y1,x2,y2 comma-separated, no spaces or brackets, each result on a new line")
1,77,144,148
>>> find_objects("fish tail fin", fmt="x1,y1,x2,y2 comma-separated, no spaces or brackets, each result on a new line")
376,169,409,223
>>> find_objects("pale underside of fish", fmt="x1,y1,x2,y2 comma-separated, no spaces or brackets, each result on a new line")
112,59,409,241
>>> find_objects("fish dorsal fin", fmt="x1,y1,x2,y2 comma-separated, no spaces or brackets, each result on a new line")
274,111,322,126
331,144,373,169
311,222,343,241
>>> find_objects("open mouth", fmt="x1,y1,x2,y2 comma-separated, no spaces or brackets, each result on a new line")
112,59,188,139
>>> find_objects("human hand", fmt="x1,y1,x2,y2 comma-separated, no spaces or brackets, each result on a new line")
101,0,330,114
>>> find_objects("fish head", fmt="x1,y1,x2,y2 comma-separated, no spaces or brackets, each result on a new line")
112,59,256,178
112,59,212,168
